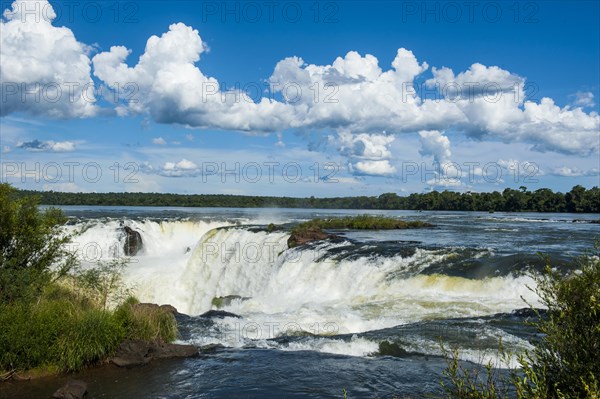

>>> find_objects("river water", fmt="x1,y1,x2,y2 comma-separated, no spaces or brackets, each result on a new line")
2,207,598,398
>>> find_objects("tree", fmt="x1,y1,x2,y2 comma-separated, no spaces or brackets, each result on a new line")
0,183,75,303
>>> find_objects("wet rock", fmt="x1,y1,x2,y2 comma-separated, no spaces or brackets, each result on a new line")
52,379,87,399
512,307,546,318
287,226,337,248
199,310,242,319
199,343,225,354
124,226,143,256
378,341,409,357
211,295,249,309
110,340,198,367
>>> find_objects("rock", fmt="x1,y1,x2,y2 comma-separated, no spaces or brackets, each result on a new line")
131,303,178,315
160,304,178,314
199,310,242,319
52,380,87,399
198,343,225,354
110,340,152,367
287,226,337,248
512,307,546,318
151,342,199,360
378,341,409,357
211,295,249,309
110,340,198,367
123,226,143,256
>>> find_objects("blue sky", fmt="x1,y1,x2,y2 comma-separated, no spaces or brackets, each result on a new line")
1,0,599,196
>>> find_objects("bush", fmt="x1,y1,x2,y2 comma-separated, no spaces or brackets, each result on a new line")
0,186,180,375
439,247,600,399
0,183,75,303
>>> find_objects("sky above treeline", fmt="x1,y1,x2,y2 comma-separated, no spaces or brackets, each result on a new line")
1,0,599,196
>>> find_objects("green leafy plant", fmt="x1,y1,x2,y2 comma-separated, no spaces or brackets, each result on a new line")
438,246,600,399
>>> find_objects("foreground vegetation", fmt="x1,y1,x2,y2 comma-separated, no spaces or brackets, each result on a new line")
440,247,600,398
0,184,178,376
19,185,600,213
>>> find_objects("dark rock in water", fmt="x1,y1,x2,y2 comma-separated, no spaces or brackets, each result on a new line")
512,307,546,318
124,226,143,256
288,226,338,248
199,343,225,354
200,310,242,319
110,340,198,367
52,379,87,399
211,295,249,309
378,341,409,358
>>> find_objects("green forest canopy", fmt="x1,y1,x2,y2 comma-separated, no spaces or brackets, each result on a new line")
17,185,600,213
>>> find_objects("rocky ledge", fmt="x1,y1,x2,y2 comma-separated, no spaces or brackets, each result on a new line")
110,339,198,367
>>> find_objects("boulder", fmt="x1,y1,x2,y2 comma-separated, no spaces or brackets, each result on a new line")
200,310,242,319
287,226,336,248
52,380,87,399
110,340,198,367
123,226,143,256
131,303,178,315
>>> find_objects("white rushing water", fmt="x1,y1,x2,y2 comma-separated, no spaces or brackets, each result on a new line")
66,218,540,362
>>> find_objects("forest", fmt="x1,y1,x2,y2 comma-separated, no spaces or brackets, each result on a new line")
17,185,600,213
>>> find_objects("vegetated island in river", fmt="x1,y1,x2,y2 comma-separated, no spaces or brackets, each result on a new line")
18,185,600,213
287,216,434,248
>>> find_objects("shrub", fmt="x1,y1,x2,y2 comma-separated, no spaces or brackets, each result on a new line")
438,247,600,399
0,186,180,375
0,183,76,303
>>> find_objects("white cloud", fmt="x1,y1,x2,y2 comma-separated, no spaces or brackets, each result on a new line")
333,131,396,176
141,158,201,177
152,137,167,145
92,23,293,132
353,160,396,176
570,91,595,108
3,8,597,161
551,166,599,177
17,139,76,152
419,130,451,166
0,0,97,118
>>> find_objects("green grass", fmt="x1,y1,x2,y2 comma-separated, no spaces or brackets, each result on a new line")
0,286,178,374
287,215,434,248
294,215,433,231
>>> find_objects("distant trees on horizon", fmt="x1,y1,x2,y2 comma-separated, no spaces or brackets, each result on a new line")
16,185,600,213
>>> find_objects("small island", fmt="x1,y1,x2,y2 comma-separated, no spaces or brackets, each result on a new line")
287,215,434,248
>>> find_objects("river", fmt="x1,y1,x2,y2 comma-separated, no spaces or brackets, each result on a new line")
2,207,598,398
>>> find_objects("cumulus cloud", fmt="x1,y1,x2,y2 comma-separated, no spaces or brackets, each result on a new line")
334,131,396,176
152,137,167,145
570,91,595,108
17,139,76,152
3,5,598,163
551,166,599,177
0,0,97,118
92,23,293,132
418,130,451,166
141,158,201,177
353,160,396,176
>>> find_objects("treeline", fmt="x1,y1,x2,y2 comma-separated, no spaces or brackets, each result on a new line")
19,185,600,213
